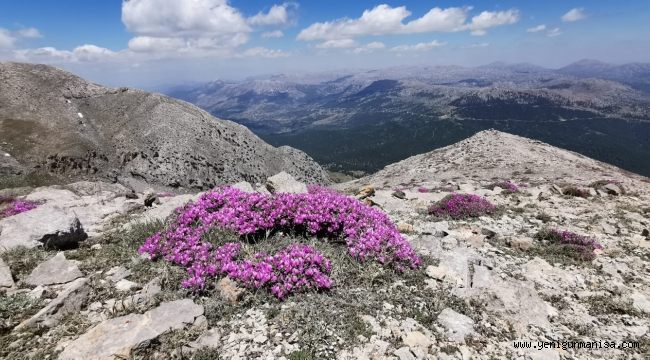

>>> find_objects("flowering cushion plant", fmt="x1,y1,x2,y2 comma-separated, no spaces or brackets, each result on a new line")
535,229,603,261
139,186,421,298
428,193,496,219
0,198,40,219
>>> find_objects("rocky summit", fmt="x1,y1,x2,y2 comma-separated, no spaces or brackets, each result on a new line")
0,131,649,360
0,62,329,190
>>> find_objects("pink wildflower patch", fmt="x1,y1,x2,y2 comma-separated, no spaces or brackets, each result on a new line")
0,198,40,219
139,186,421,298
428,193,496,219
535,229,603,261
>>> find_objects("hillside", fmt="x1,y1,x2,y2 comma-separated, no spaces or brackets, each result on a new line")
0,62,329,190
167,62,650,176
1,131,648,359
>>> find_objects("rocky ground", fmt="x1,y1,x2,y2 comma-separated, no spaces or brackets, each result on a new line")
1,131,649,359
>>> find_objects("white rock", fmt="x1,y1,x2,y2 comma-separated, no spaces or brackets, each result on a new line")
0,258,14,288
231,181,256,193
15,278,89,330
114,279,140,292
265,172,307,194
25,252,83,286
436,308,475,343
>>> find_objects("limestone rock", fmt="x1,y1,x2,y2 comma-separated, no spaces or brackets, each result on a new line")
15,278,89,330
143,189,160,207
436,308,475,343
265,172,308,194
25,252,83,286
217,277,245,303
0,258,14,288
0,205,87,250
231,181,255,193
356,186,375,199
402,331,431,349
58,299,204,360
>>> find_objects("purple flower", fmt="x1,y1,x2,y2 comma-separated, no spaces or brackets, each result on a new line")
428,193,496,219
0,199,40,218
139,186,421,298
536,229,603,261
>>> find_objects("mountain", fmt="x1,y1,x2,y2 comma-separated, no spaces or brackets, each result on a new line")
166,62,650,177
560,59,650,91
1,130,648,359
0,62,329,189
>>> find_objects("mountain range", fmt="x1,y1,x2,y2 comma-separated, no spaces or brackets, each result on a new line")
0,62,328,190
166,60,650,176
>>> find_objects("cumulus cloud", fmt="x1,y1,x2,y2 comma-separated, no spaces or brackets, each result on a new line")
261,30,284,38
562,8,586,22
122,0,251,54
466,42,489,48
390,40,446,52
239,47,289,58
13,44,116,62
298,5,519,41
315,39,358,49
352,41,386,54
547,27,562,37
248,3,296,26
467,9,520,36
527,24,546,33
0,26,44,48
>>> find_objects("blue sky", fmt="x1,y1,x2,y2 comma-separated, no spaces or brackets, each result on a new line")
1,1,649,88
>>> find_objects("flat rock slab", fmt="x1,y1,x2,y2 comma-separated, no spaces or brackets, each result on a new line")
58,299,204,360
0,205,87,251
0,258,14,288
15,277,89,330
266,171,307,194
436,308,475,343
25,252,83,286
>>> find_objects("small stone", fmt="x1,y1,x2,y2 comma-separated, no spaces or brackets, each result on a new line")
265,172,307,194
143,189,160,207
217,277,245,303
28,285,45,299
630,292,650,314
507,237,533,251
231,181,255,193
602,183,621,195
25,252,83,286
0,258,14,288
392,190,406,199
356,186,375,199
425,265,448,280
394,346,416,360
397,223,414,234
601,222,617,236
90,244,102,250
253,334,268,343
402,331,431,349
106,266,132,282
436,308,475,343
115,279,140,292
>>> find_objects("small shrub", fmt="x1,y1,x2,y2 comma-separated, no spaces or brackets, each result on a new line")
562,186,590,198
428,193,496,219
417,187,430,193
535,229,602,262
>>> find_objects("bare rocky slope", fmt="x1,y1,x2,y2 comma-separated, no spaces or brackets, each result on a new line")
0,62,329,189
0,130,649,359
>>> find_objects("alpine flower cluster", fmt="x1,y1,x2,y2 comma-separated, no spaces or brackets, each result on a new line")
428,193,496,219
536,229,603,261
0,198,40,219
496,180,519,193
139,186,421,298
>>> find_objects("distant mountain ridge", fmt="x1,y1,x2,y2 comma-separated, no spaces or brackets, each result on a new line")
0,62,329,189
166,60,650,177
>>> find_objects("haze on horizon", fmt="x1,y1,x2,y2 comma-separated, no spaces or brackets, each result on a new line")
1,0,649,88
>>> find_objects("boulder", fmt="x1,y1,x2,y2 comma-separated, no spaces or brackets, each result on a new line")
356,186,375,199
143,189,160,207
58,299,204,360
436,308,475,343
0,258,14,288
603,183,621,195
25,252,83,286
0,205,87,250
265,172,307,194
217,277,245,303
15,278,89,330
231,181,256,193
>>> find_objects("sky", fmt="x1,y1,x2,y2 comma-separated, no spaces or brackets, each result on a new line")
1,0,649,88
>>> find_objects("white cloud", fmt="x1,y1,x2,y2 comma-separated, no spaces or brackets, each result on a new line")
562,8,586,22
261,30,284,38
122,0,252,54
467,9,520,36
547,28,562,37
298,5,519,41
0,29,16,48
527,24,546,33
391,40,446,52
16,27,43,39
239,47,289,58
248,3,295,26
13,44,117,62
316,39,358,49
352,41,386,54
466,42,489,48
